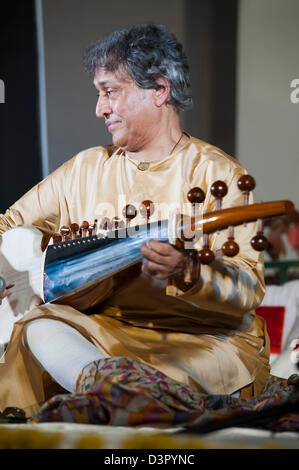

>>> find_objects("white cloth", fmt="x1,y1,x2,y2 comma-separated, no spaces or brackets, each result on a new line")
262,280,299,351
261,280,299,377
24,319,106,392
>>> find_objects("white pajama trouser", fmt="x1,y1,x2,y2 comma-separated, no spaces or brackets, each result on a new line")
24,319,106,392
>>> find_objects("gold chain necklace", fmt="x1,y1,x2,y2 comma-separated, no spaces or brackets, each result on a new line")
169,132,184,155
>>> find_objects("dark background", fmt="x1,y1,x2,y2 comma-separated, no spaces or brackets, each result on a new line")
0,1,42,212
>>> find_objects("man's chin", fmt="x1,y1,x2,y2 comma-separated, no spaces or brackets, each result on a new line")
111,133,127,149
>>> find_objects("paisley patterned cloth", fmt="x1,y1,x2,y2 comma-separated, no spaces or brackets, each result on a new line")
30,357,299,433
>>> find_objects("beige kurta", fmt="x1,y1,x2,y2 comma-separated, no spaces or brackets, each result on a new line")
0,135,270,417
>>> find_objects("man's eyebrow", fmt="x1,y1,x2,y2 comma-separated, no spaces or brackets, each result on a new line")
93,80,116,88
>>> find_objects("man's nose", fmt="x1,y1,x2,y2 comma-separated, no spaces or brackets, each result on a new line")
95,96,112,118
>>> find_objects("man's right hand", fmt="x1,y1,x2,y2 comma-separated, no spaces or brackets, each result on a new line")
0,276,12,303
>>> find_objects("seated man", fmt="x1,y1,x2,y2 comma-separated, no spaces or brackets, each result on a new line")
0,24,270,418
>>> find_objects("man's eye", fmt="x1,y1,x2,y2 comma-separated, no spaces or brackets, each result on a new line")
96,90,114,98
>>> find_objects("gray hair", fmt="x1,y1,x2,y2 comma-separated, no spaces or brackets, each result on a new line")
83,23,193,112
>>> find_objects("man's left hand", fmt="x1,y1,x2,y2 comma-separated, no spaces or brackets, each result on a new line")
141,239,186,280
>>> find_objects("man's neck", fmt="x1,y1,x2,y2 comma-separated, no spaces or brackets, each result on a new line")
124,111,189,162
125,133,188,162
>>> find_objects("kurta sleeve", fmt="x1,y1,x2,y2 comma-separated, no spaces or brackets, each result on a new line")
166,155,266,320
0,146,112,236
0,159,73,235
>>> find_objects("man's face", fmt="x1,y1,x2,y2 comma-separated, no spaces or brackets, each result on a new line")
93,68,160,151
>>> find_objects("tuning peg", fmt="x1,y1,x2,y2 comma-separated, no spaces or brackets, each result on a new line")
251,233,268,251
139,200,155,222
237,175,256,205
70,223,79,240
198,233,215,265
92,219,98,235
52,233,62,244
60,225,70,241
112,217,125,230
251,218,268,251
210,180,228,211
222,226,239,257
99,217,112,231
122,204,137,227
80,220,89,237
187,187,205,216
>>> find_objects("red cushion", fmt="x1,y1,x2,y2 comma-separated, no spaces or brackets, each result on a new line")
256,306,286,354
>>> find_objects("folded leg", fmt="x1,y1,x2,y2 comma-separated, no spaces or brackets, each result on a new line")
24,318,106,392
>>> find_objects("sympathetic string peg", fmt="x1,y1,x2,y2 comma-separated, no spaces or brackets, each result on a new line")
187,187,205,216
70,223,79,240
198,233,215,265
122,204,137,227
88,219,98,236
251,218,268,251
92,219,98,235
60,225,70,241
139,200,154,222
99,217,112,231
237,175,256,205
80,220,89,237
112,217,125,230
222,226,239,257
210,180,228,211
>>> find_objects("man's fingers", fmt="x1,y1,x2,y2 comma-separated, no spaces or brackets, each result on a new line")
0,288,11,299
141,242,168,266
141,241,186,281
143,260,167,274
0,276,6,296
0,284,14,301
0,290,8,303
141,240,182,264
142,261,169,279
147,239,174,256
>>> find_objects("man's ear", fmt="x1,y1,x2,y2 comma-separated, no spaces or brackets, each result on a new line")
153,77,170,107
